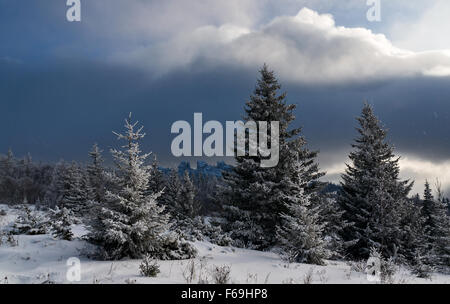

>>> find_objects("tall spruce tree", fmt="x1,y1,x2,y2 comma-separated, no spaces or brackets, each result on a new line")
220,64,324,249
88,114,170,260
338,103,412,259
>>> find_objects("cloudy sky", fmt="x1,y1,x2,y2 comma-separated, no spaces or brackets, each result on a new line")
1,0,450,194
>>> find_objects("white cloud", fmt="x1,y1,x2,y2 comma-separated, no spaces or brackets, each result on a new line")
321,153,450,196
398,156,450,195
391,0,450,52
111,8,450,84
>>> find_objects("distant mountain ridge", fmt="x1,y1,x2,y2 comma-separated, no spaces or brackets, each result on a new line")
159,161,233,177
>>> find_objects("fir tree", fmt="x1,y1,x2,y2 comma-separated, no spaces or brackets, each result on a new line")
178,170,201,219
147,155,165,194
12,206,47,235
87,143,106,203
88,113,170,260
220,64,324,249
276,160,328,265
338,103,412,259
318,193,352,259
50,207,74,241
421,181,450,268
43,161,68,208
398,196,428,265
422,181,435,230
0,149,19,204
60,162,91,215
160,169,182,215
161,169,201,236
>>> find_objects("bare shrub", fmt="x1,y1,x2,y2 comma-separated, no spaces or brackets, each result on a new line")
182,260,197,283
316,269,329,283
211,265,231,284
139,254,160,277
303,267,314,284
347,260,366,273
246,273,258,284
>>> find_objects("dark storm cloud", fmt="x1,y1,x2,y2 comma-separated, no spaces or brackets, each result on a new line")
1,58,450,167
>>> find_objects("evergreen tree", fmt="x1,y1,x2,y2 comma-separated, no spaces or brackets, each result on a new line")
338,103,412,259
429,199,450,268
318,193,352,259
194,172,218,214
50,207,74,241
422,181,435,230
399,196,428,265
161,169,201,235
0,149,19,204
276,159,328,265
220,64,324,249
160,169,182,215
148,155,165,194
421,181,450,268
12,206,47,235
60,162,90,215
178,170,201,219
87,143,106,203
88,113,170,260
17,154,34,204
43,161,68,208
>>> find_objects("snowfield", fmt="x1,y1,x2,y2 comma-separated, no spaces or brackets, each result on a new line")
0,205,448,284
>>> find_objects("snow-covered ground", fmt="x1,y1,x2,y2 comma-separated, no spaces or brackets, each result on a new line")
0,205,448,284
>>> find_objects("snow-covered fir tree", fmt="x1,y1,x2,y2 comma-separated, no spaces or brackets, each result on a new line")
0,149,19,204
12,206,47,235
60,162,91,215
147,155,165,195
160,169,203,238
86,143,106,203
88,113,189,260
194,172,219,214
43,161,68,208
17,153,33,204
50,207,74,241
160,169,182,215
160,169,201,220
398,195,428,265
318,193,352,259
422,181,435,231
177,170,201,219
421,181,450,268
220,64,324,249
276,159,328,265
338,103,413,259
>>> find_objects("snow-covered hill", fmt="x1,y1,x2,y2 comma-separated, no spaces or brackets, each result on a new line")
0,205,448,284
